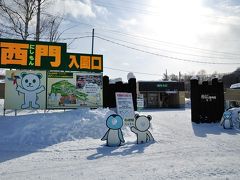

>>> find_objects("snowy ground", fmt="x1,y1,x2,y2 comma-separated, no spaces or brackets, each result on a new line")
0,99,240,180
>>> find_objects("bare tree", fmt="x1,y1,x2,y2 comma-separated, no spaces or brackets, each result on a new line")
169,74,178,81
41,14,64,42
162,69,169,81
48,17,63,42
222,67,240,88
210,71,221,79
35,0,41,41
0,0,36,40
0,0,63,41
197,69,207,82
180,73,192,91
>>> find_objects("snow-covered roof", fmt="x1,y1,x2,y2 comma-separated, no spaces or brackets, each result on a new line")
127,72,135,80
190,76,198,80
109,78,123,84
230,83,240,89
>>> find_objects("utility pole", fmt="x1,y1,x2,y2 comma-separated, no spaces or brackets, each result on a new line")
35,0,41,41
91,28,94,54
179,71,181,82
165,69,168,81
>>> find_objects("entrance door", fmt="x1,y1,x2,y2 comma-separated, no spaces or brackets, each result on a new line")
147,93,158,108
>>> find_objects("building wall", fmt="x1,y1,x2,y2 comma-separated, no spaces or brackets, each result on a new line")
103,76,137,110
190,78,224,123
137,81,185,108
140,91,185,108
179,91,185,108
0,83,4,99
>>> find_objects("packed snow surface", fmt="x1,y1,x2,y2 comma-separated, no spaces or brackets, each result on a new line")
0,99,240,180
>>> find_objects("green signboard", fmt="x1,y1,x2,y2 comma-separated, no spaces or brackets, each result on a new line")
67,53,103,72
157,83,168,88
0,38,103,72
47,71,103,109
1,38,104,110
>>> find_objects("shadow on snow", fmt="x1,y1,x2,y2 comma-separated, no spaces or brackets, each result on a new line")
192,122,240,137
87,141,154,160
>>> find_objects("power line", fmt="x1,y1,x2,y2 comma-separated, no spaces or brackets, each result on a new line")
95,32,240,61
43,12,240,57
112,0,155,8
104,67,163,77
55,35,92,41
96,28,240,57
94,2,160,17
60,21,240,57
42,12,95,28
95,1,240,24
95,35,240,65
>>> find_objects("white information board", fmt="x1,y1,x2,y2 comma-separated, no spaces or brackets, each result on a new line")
115,92,135,126
137,94,144,110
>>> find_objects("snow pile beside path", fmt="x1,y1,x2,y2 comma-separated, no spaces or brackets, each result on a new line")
0,108,115,145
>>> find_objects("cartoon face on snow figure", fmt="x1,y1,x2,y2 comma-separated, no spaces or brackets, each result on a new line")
135,115,151,132
106,114,123,130
101,114,125,147
131,114,154,144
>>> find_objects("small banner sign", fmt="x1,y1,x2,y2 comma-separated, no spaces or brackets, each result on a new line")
137,94,144,110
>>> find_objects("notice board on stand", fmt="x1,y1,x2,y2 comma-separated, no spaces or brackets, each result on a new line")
115,92,135,126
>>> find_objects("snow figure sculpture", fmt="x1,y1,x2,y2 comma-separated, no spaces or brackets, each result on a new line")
101,114,125,147
16,72,45,109
237,111,240,129
220,111,233,129
131,114,154,144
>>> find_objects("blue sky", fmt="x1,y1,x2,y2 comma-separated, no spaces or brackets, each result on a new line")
49,0,240,81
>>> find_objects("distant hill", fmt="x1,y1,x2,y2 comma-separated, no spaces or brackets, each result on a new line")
222,68,240,88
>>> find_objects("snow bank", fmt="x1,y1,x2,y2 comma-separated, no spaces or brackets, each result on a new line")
1,100,240,179
0,108,115,145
